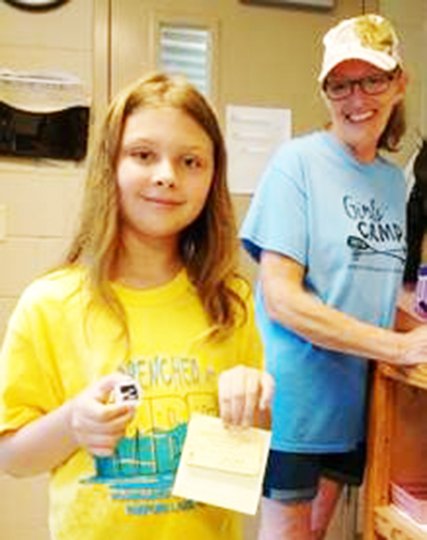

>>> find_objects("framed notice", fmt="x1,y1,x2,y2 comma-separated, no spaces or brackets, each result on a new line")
226,104,291,194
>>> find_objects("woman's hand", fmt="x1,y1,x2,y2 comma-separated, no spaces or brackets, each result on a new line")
69,373,137,457
218,365,274,428
397,325,427,366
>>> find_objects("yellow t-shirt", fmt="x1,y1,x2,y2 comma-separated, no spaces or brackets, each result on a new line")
0,267,263,540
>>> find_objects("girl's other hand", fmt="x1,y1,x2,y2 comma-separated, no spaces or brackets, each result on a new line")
69,373,137,457
218,365,274,428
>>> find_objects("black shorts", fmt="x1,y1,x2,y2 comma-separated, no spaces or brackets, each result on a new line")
262,443,366,503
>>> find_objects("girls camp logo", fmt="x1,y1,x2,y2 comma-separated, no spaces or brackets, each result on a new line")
343,195,406,267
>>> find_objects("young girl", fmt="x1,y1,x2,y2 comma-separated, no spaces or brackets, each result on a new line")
0,72,273,540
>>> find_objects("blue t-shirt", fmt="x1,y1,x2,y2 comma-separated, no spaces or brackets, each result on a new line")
240,131,406,452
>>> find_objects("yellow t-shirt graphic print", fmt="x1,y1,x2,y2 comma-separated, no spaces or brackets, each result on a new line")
86,353,219,516
0,267,263,540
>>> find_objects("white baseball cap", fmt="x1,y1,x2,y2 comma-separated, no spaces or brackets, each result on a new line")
318,14,402,83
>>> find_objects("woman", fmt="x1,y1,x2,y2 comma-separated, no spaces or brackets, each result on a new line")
241,14,427,540
0,72,273,540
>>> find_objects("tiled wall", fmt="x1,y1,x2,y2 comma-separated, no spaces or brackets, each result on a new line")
0,164,85,329
0,2,93,539
0,0,93,338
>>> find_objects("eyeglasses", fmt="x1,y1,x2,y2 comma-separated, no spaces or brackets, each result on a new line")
323,70,400,101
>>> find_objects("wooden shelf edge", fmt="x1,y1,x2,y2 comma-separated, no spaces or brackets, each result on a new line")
374,505,427,540
378,363,427,390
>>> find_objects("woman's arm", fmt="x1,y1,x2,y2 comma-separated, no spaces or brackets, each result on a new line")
261,251,427,366
0,374,136,477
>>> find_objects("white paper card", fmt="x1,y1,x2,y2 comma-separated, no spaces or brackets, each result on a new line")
172,413,271,515
226,104,291,194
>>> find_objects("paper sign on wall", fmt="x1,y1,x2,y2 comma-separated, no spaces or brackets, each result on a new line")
226,105,291,194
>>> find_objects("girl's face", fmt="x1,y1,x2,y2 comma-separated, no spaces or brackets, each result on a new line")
324,59,406,162
116,106,214,246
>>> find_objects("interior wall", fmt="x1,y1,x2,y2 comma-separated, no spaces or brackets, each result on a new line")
0,0,92,338
111,0,378,129
0,2,93,540
379,0,427,164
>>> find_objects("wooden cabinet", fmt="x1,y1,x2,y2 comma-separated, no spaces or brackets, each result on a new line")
364,305,427,540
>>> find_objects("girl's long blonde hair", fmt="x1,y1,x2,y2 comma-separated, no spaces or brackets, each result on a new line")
65,72,246,339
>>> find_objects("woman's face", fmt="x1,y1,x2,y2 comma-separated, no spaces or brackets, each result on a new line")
324,59,406,162
116,106,214,247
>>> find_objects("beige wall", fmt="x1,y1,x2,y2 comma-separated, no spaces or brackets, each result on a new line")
111,0,379,132
379,0,427,165
0,2,92,539
0,1,426,539
0,0,92,338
